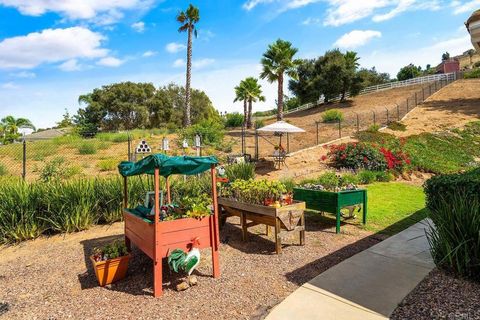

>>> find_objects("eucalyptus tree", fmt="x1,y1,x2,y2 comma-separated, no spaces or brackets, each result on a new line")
260,39,301,121
243,77,265,128
176,4,200,127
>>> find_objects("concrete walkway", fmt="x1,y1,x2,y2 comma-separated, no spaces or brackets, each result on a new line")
266,219,434,320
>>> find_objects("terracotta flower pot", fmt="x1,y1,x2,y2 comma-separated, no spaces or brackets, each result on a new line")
90,254,130,287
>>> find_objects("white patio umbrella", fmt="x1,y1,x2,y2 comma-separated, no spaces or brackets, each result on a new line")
257,121,305,154
257,121,305,133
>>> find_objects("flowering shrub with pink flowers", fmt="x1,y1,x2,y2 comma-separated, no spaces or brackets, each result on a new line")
323,142,411,172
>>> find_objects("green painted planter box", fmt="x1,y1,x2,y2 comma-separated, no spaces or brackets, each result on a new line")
293,188,367,234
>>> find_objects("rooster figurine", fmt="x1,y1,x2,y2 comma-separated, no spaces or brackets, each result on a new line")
167,238,201,290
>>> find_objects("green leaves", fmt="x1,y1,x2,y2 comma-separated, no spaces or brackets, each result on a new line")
228,179,287,205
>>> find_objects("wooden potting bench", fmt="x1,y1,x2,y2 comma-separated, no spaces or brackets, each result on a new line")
218,197,306,254
120,154,220,297
293,188,367,234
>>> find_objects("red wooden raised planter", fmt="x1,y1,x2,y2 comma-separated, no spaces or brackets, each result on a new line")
122,163,220,297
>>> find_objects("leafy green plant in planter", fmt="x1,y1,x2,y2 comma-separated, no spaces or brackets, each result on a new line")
228,179,287,206
92,240,129,262
225,163,255,181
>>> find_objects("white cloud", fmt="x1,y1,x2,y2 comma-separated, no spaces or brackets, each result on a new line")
0,0,155,24
361,35,472,76
193,58,215,69
1,82,19,89
324,0,441,27
302,17,322,25
131,21,145,33
142,50,157,57
0,27,108,69
172,58,215,69
9,71,36,78
59,59,82,71
243,0,274,10
173,58,185,68
451,0,480,14
242,0,320,12
334,30,382,48
166,42,186,53
97,57,124,67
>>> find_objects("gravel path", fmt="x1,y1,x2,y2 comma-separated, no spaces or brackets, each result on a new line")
391,268,480,320
0,214,380,320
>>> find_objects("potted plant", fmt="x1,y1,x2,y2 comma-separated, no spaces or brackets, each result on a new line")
90,240,130,287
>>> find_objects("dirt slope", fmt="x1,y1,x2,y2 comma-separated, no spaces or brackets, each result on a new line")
384,79,480,137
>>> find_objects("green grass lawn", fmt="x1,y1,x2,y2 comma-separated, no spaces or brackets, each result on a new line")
365,182,427,235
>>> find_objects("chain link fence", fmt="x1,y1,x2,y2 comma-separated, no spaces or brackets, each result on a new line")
233,76,459,160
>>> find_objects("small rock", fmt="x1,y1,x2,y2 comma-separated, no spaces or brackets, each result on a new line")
176,281,189,291
188,275,198,286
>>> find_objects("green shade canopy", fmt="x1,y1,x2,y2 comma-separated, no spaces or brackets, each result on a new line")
118,154,218,177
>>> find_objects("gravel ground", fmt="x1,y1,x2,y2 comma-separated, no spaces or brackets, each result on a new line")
391,269,480,320
0,214,380,320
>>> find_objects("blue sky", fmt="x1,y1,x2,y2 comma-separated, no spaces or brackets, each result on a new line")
0,0,477,128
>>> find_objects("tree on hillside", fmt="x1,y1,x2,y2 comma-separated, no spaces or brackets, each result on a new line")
233,80,248,128
260,39,301,121
177,4,200,127
396,64,421,81
243,77,265,128
442,52,450,61
288,58,317,104
56,109,73,128
316,49,346,103
356,67,390,87
75,82,218,135
467,49,475,66
341,51,362,101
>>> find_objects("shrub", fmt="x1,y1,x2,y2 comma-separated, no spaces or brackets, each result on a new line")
96,132,130,143
180,119,225,146
322,109,344,123
315,172,340,190
97,159,118,172
424,169,480,279
225,113,244,128
255,119,265,129
379,147,410,171
325,143,387,171
280,178,296,193
40,157,81,182
367,124,381,132
464,68,480,79
387,121,407,131
339,173,360,185
357,170,377,184
225,163,255,181
78,142,97,155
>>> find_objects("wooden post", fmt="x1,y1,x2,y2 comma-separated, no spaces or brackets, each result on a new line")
363,190,368,225
241,213,248,241
123,176,131,251
210,165,220,278
300,212,305,246
153,168,162,297
275,217,282,254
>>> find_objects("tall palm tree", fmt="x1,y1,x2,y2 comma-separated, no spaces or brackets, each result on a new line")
260,39,300,121
233,81,248,129
341,51,360,101
177,4,200,127
243,77,265,128
1,116,35,135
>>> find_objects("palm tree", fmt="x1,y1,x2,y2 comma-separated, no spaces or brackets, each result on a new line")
260,39,301,121
177,4,200,127
341,51,360,101
233,81,248,129
243,77,265,128
1,116,35,135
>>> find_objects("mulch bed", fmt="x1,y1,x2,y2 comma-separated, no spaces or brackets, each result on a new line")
0,213,380,320
391,268,480,320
